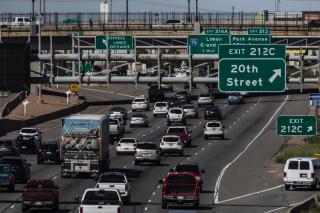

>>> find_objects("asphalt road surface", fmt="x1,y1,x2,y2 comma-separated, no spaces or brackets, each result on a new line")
0,84,317,213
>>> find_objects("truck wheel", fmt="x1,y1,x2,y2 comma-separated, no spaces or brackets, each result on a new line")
284,184,290,191
134,161,139,165
221,135,225,140
161,200,167,209
193,201,199,209
8,184,14,192
53,201,59,211
180,150,184,156
204,135,208,140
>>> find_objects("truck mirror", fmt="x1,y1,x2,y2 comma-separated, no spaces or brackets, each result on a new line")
169,168,174,172
158,179,163,184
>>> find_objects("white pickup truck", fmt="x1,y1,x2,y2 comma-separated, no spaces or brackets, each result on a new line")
0,17,33,28
77,188,122,213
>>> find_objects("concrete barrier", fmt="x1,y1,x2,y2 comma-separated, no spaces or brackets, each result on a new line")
1,91,25,117
287,194,320,213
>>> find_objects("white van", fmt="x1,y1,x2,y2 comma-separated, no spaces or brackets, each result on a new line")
283,157,320,190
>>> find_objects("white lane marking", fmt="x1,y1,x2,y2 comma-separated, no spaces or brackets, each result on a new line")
225,130,228,133
195,152,198,155
142,134,146,137
131,161,134,164
199,122,202,124
80,87,135,98
10,205,15,209
246,110,249,113
214,95,289,203
264,207,287,213
123,165,127,168
150,130,154,133
187,157,191,160
148,199,152,203
233,122,236,125
201,147,205,150
144,207,148,211
53,176,57,179
208,142,211,145
157,126,160,129
237,117,240,120
157,185,160,188
152,192,156,195
219,184,283,204
266,170,277,173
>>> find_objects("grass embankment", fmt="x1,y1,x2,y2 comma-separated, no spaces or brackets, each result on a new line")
275,136,320,164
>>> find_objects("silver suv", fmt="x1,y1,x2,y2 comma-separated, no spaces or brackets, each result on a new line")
134,142,161,165
167,108,186,126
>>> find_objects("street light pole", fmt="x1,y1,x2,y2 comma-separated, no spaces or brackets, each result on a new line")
195,0,199,22
126,0,128,30
32,0,35,21
187,0,191,22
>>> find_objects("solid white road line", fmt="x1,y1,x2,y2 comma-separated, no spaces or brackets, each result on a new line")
80,87,135,98
214,95,289,203
219,184,284,204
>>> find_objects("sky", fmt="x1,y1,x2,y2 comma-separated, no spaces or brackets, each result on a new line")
1,0,320,13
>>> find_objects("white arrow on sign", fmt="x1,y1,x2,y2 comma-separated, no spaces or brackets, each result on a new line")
102,39,108,47
269,69,281,83
307,126,313,133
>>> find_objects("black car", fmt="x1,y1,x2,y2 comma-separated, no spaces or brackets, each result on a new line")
0,156,30,183
37,142,60,164
16,136,40,154
203,105,222,120
0,146,19,158
148,84,166,103
175,91,191,102
0,139,16,147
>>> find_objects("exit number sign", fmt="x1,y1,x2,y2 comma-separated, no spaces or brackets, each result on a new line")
277,115,317,136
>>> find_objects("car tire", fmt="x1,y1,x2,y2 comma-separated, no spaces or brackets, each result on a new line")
22,205,28,212
53,200,59,211
221,135,225,140
180,151,184,156
284,184,290,191
194,201,199,209
204,135,208,140
156,159,161,165
153,114,156,118
162,200,167,209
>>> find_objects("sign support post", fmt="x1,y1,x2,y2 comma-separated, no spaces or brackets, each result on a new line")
189,46,192,92
284,136,287,162
300,46,304,94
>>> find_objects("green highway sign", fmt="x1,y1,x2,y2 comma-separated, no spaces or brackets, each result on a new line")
205,28,230,35
76,63,92,73
219,44,286,59
218,58,286,92
277,115,317,136
96,35,133,50
230,35,270,44
188,34,230,54
248,28,271,35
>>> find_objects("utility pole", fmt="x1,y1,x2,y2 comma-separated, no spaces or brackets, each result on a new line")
187,0,191,22
126,0,129,30
195,0,199,22
32,0,35,21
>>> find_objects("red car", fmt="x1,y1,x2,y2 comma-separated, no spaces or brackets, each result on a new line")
22,179,59,212
159,172,200,209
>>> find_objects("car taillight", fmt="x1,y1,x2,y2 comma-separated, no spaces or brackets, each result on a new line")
7,175,13,181
284,172,286,177
80,207,83,213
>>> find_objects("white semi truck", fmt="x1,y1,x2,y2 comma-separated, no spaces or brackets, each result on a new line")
60,114,110,178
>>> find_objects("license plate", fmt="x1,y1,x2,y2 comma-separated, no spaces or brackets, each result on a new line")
21,146,26,149
300,174,307,178
143,154,151,157
35,202,42,205
177,196,184,200
75,165,88,172
169,143,173,146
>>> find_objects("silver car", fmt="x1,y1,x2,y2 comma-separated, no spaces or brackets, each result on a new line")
134,142,161,165
182,104,198,118
130,113,148,127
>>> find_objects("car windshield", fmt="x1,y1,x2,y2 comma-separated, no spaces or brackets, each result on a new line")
132,113,145,118
120,138,136,143
170,109,182,114
155,103,167,107
200,94,210,98
167,175,195,184
175,164,199,173
21,129,37,134
26,180,54,189
137,143,157,149
167,128,186,134
99,174,126,183
207,122,221,127
1,158,23,166
163,137,179,142
134,99,146,102
82,190,120,205
0,165,10,173
17,136,35,142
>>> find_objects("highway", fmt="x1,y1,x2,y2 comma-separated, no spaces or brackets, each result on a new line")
0,84,318,213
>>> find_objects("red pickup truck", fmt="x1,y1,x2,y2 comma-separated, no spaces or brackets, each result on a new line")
159,172,200,209
22,179,59,212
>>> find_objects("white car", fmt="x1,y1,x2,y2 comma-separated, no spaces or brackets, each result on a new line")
116,138,137,155
96,172,131,204
197,93,214,106
284,157,320,190
153,102,169,117
18,128,42,142
132,96,149,111
167,108,186,126
77,188,122,213
203,121,225,140
160,135,183,156
109,117,124,139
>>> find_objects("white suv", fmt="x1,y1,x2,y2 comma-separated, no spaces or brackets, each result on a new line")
197,93,213,107
167,108,186,126
203,121,224,140
153,102,168,117
132,96,149,111
160,135,183,156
